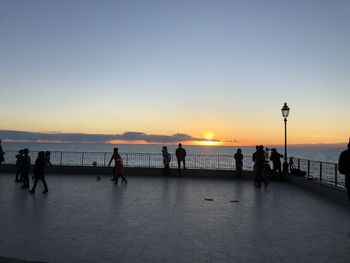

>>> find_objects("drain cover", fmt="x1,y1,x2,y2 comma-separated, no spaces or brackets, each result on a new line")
204,198,214,201
230,200,239,202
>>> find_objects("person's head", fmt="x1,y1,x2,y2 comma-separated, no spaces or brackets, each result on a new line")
45,151,51,156
237,148,242,154
38,151,45,158
163,146,167,150
178,143,182,148
23,148,29,155
271,148,276,152
113,147,118,153
259,145,264,150
255,145,259,150
19,149,24,154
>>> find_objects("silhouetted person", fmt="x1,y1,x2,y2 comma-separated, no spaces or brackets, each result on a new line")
15,149,24,182
21,148,31,189
108,148,121,181
162,146,171,175
108,148,127,184
29,151,48,193
175,143,186,174
270,148,283,179
0,139,4,166
234,148,243,176
253,145,268,188
45,151,52,167
115,157,127,185
338,140,350,202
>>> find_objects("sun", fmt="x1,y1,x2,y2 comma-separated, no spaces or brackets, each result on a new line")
204,132,214,140
195,132,223,146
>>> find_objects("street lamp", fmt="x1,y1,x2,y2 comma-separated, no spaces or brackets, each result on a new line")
281,102,290,175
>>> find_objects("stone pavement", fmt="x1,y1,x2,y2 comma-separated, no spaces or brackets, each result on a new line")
0,173,350,263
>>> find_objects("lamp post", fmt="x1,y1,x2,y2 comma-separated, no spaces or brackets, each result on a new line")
281,102,290,175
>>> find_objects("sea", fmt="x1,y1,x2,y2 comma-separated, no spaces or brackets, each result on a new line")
2,141,344,163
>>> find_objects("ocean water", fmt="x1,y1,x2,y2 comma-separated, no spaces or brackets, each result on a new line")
2,141,344,163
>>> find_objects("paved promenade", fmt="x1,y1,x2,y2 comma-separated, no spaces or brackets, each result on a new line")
0,173,349,263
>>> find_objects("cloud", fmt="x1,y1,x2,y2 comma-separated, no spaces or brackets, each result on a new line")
0,130,222,144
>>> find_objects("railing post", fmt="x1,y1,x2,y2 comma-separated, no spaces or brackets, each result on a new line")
319,162,322,182
103,153,106,167
217,155,220,170
335,164,338,187
297,158,300,170
307,160,310,179
126,153,129,167
148,154,151,167
82,152,84,166
60,152,63,166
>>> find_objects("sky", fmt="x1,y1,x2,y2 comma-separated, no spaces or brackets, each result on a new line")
0,0,349,146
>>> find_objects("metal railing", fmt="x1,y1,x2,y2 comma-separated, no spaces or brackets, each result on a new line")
291,157,344,189
2,150,254,171
2,150,344,189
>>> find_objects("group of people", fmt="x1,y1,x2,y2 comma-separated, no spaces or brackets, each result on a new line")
14,149,51,193
234,146,285,187
161,143,187,175
1,138,350,203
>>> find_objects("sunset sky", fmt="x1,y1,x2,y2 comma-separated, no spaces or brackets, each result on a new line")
0,0,349,146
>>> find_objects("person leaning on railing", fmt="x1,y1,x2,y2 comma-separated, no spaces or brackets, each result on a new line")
338,139,350,203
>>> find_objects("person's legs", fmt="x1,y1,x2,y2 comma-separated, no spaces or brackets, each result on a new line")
182,159,186,169
111,167,116,181
22,170,29,188
121,174,127,184
29,177,39,192
41,177,48,192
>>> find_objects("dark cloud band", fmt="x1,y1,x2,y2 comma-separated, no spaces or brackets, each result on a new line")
0,130,222,144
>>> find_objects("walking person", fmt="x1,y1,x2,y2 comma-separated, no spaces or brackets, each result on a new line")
21,148,31,189
115,157,127,185
253,145,268,188
0,139,5,167
175,143,186,174
270,148,283,180
108,147,127,184
162,146,171,175
29,152,49,193
108,147,121,181
338,139,350,202
234,148,243,176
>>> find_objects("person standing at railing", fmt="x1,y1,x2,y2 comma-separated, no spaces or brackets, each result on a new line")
270,148,283,179
15,149,24,182
0,139,5,166
21,148,31,189
253,145,268,188
175,143,186,174
338,140,350,202
234,148,243,176
162,146,171,175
